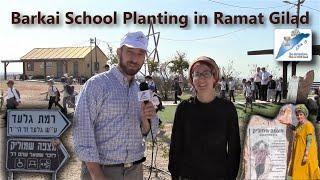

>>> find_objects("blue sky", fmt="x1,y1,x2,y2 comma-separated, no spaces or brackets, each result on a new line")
1,0,319,80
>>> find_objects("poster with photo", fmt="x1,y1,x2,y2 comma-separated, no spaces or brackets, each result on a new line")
249,126,287,180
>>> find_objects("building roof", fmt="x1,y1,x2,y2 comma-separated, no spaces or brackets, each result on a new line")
21,46,94,60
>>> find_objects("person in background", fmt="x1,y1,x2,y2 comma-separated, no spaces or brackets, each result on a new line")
73,31,158,180
0,89,3,110
253,67,262,100
104,64,110,71
145,75,157,93
219,77,227,99
5,80,21,110
3,80,21,126
244,81,253,113
279,104,320,179
228,77,236,102
261,67,271,101
267,75,276,102
62,77,74,114
250,78,256,102
169,56,240,179
242,78,247,97
173,77,182,104
45,79,64,112
275,77,283,103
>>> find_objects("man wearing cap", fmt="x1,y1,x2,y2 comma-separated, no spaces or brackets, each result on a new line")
73,31,158,180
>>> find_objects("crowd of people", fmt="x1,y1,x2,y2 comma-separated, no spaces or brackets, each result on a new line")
216,67,284,104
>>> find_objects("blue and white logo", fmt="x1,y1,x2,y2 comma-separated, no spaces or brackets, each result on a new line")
274,29,312,61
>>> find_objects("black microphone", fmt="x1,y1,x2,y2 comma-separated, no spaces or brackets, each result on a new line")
139,82,151,104
139,82,155,180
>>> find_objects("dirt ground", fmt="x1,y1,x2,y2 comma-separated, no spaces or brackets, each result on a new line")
0,80,171,180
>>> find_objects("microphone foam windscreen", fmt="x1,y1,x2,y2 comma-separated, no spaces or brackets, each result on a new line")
139,82,149,91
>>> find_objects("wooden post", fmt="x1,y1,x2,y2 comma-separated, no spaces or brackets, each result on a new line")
44,61,47,81
283,61,290,99
4,62,7,80
22,61,26,75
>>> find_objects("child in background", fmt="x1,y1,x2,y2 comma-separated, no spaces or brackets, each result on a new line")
245,81,253,113
250,78,256,102
42,79,65,113
275,77,283,103
267,75,276,102
229,77,236,102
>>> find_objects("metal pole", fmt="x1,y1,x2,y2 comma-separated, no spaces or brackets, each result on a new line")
44,61,47,82
291,0,302,76
283,61,289,99
52,173,57,180
8,172,13,180
22,62,25,76
95,37,98,73
90,39,93,76
296,0,301,29
4,62,7,80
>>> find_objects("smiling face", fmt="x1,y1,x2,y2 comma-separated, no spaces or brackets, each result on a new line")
296,111,306,124
117,46,146,76
191,63,216,94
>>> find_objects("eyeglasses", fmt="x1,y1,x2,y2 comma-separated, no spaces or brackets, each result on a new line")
192,71,213,79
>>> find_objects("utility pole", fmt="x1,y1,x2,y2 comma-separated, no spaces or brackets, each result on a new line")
90,38,95,76
291,0,305,75
282,0,305,98
283,0,305,75
95,37,98,73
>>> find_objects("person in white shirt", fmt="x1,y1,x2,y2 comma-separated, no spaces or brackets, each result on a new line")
0,89,3,110
228,77,236,102
250,78,256,102
244,81,253,113
253,67,262,100
5,80,20,109
46,79,64,112
3,80,21,127
275,77,283,103
261,67,271,101
219,77,227,99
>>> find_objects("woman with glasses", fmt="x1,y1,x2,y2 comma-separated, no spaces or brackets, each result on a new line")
168,56,241,180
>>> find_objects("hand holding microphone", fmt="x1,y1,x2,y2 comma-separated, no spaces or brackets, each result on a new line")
138,82,156,134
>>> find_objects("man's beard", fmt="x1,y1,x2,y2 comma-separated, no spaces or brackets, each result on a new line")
119,56,143,76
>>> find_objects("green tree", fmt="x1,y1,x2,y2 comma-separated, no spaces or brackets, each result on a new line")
147,59,159,76
168,51,189,76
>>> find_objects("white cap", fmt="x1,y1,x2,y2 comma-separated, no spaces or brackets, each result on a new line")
120,31,148,52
